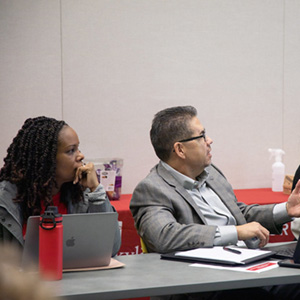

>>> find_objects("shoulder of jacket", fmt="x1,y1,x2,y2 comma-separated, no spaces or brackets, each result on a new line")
0,181,18,208
0,180,17,194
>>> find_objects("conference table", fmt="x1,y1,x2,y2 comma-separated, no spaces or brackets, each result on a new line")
50,252,300,300
48,189,298,300
113,189,295,256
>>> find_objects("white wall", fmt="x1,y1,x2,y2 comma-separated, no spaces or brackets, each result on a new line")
1,0,300,194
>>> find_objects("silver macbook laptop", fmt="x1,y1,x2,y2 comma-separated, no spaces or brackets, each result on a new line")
22,212,118,270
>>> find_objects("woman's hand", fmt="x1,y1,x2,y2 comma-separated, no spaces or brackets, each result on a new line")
73,162,99,192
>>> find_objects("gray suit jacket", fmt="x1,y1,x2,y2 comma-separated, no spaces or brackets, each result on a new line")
130,162,283,253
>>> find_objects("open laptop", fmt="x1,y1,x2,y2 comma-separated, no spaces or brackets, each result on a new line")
263,239,300,268
22,212,118,271
277,239,300,268
263,241,297,260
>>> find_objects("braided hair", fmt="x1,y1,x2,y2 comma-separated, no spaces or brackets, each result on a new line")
0,116,82,223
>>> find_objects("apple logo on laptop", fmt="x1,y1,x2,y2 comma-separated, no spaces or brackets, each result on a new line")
66,237,75,247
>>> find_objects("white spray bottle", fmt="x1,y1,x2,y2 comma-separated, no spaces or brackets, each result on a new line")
268,148,285,192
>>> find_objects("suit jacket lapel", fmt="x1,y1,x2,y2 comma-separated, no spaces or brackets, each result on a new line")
157,162,208,225
205,165,247,225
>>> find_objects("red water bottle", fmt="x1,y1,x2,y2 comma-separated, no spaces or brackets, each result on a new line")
39,206,63,280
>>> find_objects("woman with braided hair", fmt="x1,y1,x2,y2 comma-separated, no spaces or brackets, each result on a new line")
0,116,121,256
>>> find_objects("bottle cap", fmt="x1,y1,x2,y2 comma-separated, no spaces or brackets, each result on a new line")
43,206,62,218
268,148,285,163
40,206,62,230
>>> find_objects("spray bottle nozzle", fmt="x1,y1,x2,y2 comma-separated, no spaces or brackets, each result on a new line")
268,148,285,163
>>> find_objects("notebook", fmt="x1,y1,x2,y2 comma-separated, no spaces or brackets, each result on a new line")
22,212,118,271
161,246,275,266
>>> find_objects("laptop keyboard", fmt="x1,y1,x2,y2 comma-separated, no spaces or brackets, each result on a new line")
274,248,295,259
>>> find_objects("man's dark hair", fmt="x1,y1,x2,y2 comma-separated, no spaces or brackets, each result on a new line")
150,106,197,161
0,116,82,223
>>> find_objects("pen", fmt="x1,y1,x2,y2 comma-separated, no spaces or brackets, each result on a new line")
223,246,241,255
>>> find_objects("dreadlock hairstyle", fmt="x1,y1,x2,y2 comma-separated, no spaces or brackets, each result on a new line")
0,116,83,223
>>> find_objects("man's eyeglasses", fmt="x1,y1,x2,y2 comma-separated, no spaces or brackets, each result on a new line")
179,132,206,143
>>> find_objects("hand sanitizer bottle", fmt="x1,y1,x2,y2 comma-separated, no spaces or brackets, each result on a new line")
268,149,285,192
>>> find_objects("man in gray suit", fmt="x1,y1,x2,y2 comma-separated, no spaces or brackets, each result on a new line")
130,105,300,299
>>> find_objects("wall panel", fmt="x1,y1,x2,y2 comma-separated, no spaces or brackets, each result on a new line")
1,1,299,194
0,0,62,160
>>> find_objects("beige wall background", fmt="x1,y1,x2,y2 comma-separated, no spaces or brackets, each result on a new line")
1,0,300,194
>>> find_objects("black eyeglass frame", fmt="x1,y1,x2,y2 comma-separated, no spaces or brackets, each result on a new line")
178,133,206,143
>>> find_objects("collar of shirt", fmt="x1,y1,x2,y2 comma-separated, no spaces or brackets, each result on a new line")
160,161,209,190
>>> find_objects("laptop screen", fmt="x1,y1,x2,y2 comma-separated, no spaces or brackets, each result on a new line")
22,212,118,270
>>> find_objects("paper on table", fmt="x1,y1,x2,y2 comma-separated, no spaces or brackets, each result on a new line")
190,260,279,273
175,246,273,265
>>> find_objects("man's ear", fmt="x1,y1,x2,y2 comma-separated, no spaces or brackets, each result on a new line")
173,142,186,159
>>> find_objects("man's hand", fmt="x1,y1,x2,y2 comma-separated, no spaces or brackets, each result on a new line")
286,180,300,217
236,222,269,248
